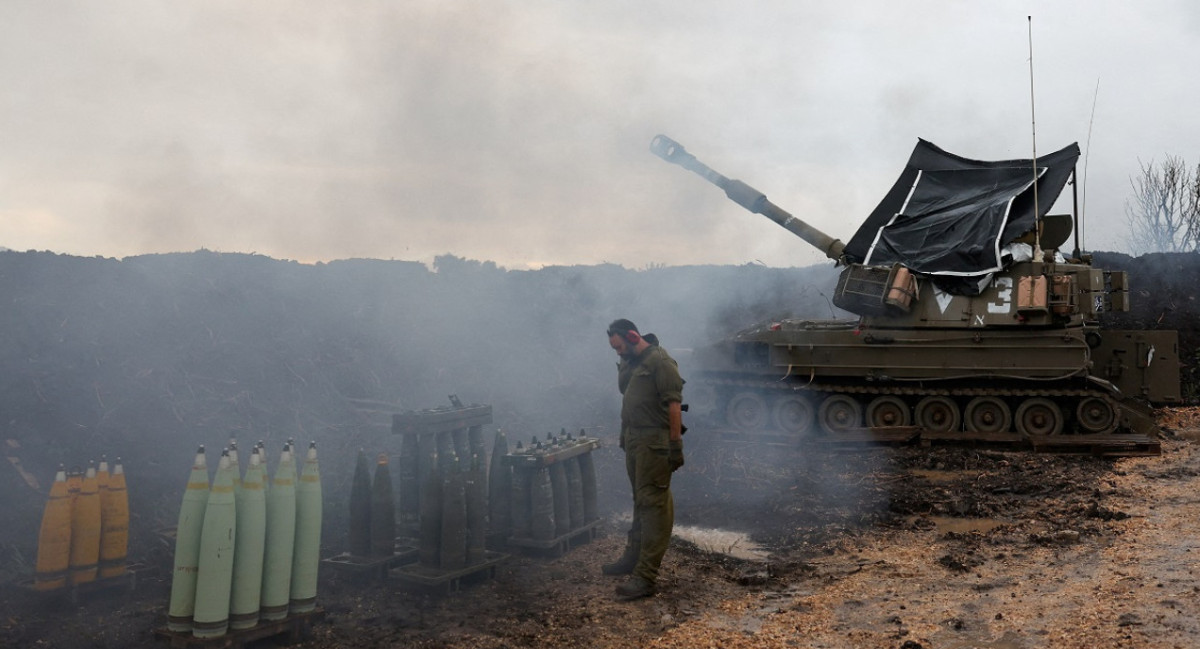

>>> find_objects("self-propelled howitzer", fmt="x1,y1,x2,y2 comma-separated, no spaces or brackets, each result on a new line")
651,134,1179,446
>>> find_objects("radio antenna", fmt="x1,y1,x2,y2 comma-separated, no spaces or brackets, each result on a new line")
1027,16,1041,257
1081,78,1100,254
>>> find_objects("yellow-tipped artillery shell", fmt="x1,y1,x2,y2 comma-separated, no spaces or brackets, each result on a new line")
34,466,72,591
69,462,102,584
99,457,129,578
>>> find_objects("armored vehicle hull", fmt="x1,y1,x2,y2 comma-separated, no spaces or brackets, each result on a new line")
691,308,1177,442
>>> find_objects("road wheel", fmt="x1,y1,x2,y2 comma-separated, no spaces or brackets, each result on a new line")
915,396,960,433
1016,398,1065,436
686,383,720,421
725,391,768,431
1075,397,1118,434
772,394,816,437
965,397,1012,434
818,394,862,433
866,396,911,428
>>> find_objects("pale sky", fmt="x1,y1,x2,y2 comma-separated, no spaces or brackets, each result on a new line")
2,1,1198,269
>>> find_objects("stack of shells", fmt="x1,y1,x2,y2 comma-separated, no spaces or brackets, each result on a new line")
166,439,322,638
396,424,490,571
501,429,599,543
347,449,396,559
33,456,130,590
393,426,599,568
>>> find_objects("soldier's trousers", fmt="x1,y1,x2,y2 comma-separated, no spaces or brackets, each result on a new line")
621,426,674,583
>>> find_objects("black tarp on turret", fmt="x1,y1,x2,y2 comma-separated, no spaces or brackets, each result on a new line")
843,139,1080,288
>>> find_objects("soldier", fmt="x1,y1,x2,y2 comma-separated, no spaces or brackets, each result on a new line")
602,318,684,600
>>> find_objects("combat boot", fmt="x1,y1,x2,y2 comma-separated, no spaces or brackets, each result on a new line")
601,543,638,575
615,575,656,600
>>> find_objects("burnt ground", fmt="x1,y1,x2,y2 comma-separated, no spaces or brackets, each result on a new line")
5,421,1200,649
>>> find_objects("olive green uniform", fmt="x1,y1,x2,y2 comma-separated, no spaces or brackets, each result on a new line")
617,345,683,584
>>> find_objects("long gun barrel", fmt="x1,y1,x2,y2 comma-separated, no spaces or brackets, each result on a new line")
649,135,845,262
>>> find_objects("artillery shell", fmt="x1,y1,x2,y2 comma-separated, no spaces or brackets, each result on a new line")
530,467,555,541
418,463,443,568
168,448,209,632
349,450,372,557
260,443,296,622
465,453,487,565
69,461,101,585
230,449,266,630
550,463,569,537
370,453,396,557
487,430,512,538
566,457,584,531
579,451,598,523
98,457,129,579
34,465,72,591
290,441,322,614
440,470,467,570
397,430,420,528
193,451,236,638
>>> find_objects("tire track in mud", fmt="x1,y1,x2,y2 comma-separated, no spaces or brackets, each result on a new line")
1047,442,1200,648
646,441,1200,649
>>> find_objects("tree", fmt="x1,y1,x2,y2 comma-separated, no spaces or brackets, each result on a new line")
1126,155,1200,254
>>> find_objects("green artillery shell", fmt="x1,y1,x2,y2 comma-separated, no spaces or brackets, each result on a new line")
230,449,267,630
228,439,241,493
290,442,322,614
255,442,267,494
167,447,209,633
192,451,236,638
260,443,296,622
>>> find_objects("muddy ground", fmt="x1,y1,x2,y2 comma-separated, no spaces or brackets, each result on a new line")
5,417,1200,649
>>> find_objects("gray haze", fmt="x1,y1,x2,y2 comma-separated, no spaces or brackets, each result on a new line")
0,250,850,589
3,2,1200,268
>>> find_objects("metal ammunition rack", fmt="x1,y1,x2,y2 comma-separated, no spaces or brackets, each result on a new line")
500,431,602,556
321,538,419,580
391,399,509,591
